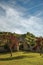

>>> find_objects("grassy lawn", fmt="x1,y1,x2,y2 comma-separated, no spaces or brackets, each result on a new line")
0,51,43,65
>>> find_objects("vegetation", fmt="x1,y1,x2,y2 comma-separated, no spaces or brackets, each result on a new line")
0,52,43,65
0,32,43,65
0,32,43,56
0,32,36,46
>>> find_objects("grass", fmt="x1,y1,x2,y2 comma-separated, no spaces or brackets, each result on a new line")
0,51,43,65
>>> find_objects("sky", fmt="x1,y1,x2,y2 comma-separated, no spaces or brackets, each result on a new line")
0,0,43,36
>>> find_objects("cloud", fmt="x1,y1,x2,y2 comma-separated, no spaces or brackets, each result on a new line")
0,0,43,36
27,2,43,11
0,4,24,33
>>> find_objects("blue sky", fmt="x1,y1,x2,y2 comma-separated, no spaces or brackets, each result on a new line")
0,0,43,36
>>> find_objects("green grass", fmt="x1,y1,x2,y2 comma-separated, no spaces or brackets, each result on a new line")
0,51,43,65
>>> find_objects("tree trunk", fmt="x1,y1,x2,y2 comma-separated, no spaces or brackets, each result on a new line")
16,45,19,51
10,47,12,57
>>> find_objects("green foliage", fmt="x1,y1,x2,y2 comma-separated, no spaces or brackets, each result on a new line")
0,32,36,46
4,44,8,49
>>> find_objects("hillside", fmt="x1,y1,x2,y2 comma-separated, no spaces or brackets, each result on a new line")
0,32,36,46
0,32,43,52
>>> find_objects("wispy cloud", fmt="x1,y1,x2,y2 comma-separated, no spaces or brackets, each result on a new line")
0,0,43,36
27,2,43,11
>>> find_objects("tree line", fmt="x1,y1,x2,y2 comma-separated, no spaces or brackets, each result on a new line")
0,32,43,56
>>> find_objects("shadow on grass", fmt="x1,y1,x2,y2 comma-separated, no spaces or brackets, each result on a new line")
0,55,36,61
0,55,27,61
23,51,43,54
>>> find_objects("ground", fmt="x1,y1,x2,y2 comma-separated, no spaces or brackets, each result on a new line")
0,51,43,65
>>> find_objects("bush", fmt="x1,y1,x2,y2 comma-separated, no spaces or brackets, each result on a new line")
4,44,9,50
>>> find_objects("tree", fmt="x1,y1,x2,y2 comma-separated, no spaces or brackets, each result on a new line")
35,37,43,55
